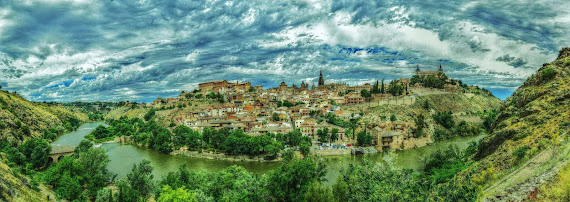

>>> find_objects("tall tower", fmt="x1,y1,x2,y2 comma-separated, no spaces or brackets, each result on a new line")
438,64,443,72
318,70,325,86
415,64,421,75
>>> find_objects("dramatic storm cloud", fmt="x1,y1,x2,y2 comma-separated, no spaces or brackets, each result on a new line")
1,0,569,101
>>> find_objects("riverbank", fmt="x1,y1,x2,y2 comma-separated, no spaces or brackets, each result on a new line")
111,135,283,162
172,150,282,162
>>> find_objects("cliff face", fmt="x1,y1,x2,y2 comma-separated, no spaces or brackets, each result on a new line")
0,91,88,143
476,48,570,167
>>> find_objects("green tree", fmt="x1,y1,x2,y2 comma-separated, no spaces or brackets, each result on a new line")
272,113,280,121
371,80,380,94
330,128,339,143
115,178,140,202
360,89,371,98
158,185,197,202
18,138,51,169
413,114,428,138
300,141,311,157
357,131,372,146
127,160,155,199
433,111,455,129
381,79,385,94
144,109,156,121
75,140,93,154
95,188,114,202
541,67,556,81
305,181,334,202
390,114,397,122
286,130,302,146
317,128,329,143
267,158,327,201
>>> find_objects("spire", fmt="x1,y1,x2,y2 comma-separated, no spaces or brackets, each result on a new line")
318,70,325,86
439,64,443,72
415,64,420,72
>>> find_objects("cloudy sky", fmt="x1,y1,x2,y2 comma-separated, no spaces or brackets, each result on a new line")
1,0,569,102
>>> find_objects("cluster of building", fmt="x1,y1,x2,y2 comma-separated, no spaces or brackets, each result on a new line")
149,66,459,148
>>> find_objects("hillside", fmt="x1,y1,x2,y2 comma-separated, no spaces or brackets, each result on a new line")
347,91,501,138
0,90,88,143
0,154,48,201
473,48,570,200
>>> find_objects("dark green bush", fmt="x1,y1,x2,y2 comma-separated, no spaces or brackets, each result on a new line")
541,67,555,81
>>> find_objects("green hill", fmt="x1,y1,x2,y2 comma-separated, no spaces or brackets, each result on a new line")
0,90,88,143
473,48,570,200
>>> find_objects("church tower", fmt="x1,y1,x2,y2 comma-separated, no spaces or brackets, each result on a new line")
415,64,421,75
438,64,443,72
318,70,325,86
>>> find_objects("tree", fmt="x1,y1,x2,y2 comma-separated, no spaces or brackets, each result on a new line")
360,89,371,98
305,181,334,202
272,113,280,121
18,138,51,169
75,140,93,154
158,185,197,202
92,125,110,139
317,128,329,143
144,109,156,121
371,80,380,94
115,178,140,202
76,148,112,193
287,130,302,146
433,111,454,129
95,188,114,202
414,114,428,138
390,114,397,122
267,158,326,201
357,131,372,146
387,80,405,96
127,160,155,199
381,79,385,94
300,141,311,157
330,128,339,143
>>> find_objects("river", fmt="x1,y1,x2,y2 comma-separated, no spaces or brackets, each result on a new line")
52,122,485,184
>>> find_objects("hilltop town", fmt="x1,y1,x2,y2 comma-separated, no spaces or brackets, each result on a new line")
106,65,500,154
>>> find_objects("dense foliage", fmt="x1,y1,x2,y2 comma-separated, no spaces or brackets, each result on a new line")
0,137,51,171
88,117,299,157
357,131,373,146
387,80,405,96
43,141,112,201
410,73,449,89
433,111,455,129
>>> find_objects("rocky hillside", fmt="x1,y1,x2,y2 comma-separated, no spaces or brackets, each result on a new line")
476,48,570,161
473,48,570,199
0,90,88,143
0,154,47,201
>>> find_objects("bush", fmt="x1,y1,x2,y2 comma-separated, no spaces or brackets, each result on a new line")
390,114,397,122
512,145,529,160
541,67,555,81
433,111,454,129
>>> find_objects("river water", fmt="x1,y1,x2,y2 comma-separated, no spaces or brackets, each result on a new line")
52,122,485,183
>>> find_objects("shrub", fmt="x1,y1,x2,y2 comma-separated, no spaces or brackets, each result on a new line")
433,111,455,129
541,67,555,81
512,145,529,160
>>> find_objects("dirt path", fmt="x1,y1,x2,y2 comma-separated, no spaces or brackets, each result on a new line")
483,143,570,201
